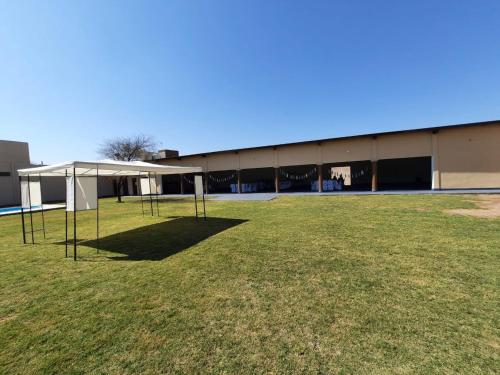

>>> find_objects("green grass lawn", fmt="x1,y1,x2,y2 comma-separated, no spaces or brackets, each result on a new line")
0,195,498,374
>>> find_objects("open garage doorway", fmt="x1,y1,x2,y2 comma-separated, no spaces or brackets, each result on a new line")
181,174,195,194
240,168,275,193
207,170,237,193
378,156,431,190
279,164,318,192
162,174,181,194
321,160,371,191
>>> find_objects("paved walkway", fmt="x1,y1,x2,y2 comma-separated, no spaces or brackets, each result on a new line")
164,189,500,201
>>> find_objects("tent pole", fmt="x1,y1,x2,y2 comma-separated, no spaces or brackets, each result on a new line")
73,166,77,261
194,183,198,221
27,174,35,244
65,170,68,258
202,178,206,221
155,172,160,217
96,165,99,253
39,174,46,239
19,176,26,244
148,172,153,216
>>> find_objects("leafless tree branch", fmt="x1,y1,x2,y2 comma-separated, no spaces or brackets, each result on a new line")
98,135,158,201
98,135,157,161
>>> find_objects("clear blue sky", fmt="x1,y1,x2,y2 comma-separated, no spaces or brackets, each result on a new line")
1,0,500,163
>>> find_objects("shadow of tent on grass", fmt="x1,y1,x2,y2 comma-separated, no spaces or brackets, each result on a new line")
79,216,247,261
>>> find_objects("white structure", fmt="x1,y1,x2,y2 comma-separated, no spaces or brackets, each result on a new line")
66,176,98,211
17,160,204,260
0,140,99,206
140,174,162,196
0,140,31,206
21,177,42,208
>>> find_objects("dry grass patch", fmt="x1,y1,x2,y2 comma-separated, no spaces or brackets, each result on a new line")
447,194,500,218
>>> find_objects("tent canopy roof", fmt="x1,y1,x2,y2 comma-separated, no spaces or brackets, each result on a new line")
17,160,203,177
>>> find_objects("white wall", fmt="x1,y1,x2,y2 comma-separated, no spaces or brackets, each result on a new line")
0,140,30,206
0,140,116,206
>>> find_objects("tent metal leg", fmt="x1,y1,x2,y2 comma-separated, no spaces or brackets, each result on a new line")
148,173,153,216
40,205,46,239
19,176,26,244
96,165,99,253
27,174,34,244
40,174,46,239
65,209,68,258
202,190,206,221
155,172,160,217
42,207,47,240
21,207,26,244
194,191,198,221
65,170,68,258
73,210,77,261
73,166,77,261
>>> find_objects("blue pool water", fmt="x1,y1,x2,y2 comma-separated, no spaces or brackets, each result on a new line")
0,205,41,214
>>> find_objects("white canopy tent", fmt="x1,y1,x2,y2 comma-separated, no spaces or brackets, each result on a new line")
17,160,205,260
18,159,202,177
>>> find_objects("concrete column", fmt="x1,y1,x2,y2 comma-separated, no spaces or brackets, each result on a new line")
180,175,184,194
371,161,378,192
317,165,323,192
431,131,441,190
274,168,280,193
237,170,242,193
204,172,209,194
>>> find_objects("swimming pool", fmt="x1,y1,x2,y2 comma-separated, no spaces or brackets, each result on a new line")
0,205,41,214
0,204,64,216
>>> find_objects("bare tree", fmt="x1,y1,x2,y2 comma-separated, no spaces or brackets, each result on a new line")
98,135,157,202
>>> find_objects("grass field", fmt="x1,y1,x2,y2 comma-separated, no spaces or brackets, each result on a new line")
0,195,499,374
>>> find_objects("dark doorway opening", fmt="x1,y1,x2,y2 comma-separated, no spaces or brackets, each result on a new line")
207,170,237,193
321,160,372,192
378,156,431,190
122,179,129,196
162,174,181,194
132,178,138,195
181,174,195,195
240,168,275,193
279,164,318,192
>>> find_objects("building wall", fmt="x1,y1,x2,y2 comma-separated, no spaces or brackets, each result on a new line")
207,153,238,171
1,140,118,207
277,143,320,166
321,137,373,163
240,148,276,169
437,124,500,189
376,132,432,160
157,122,500,190
0,140,30,206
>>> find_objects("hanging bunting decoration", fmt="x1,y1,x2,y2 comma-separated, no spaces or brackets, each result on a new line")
208,172,236,183
280,167,317,181
183,166,368,187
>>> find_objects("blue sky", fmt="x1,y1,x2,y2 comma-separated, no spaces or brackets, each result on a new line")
1,0,500,163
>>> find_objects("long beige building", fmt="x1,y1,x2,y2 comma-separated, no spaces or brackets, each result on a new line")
154,120,500,194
